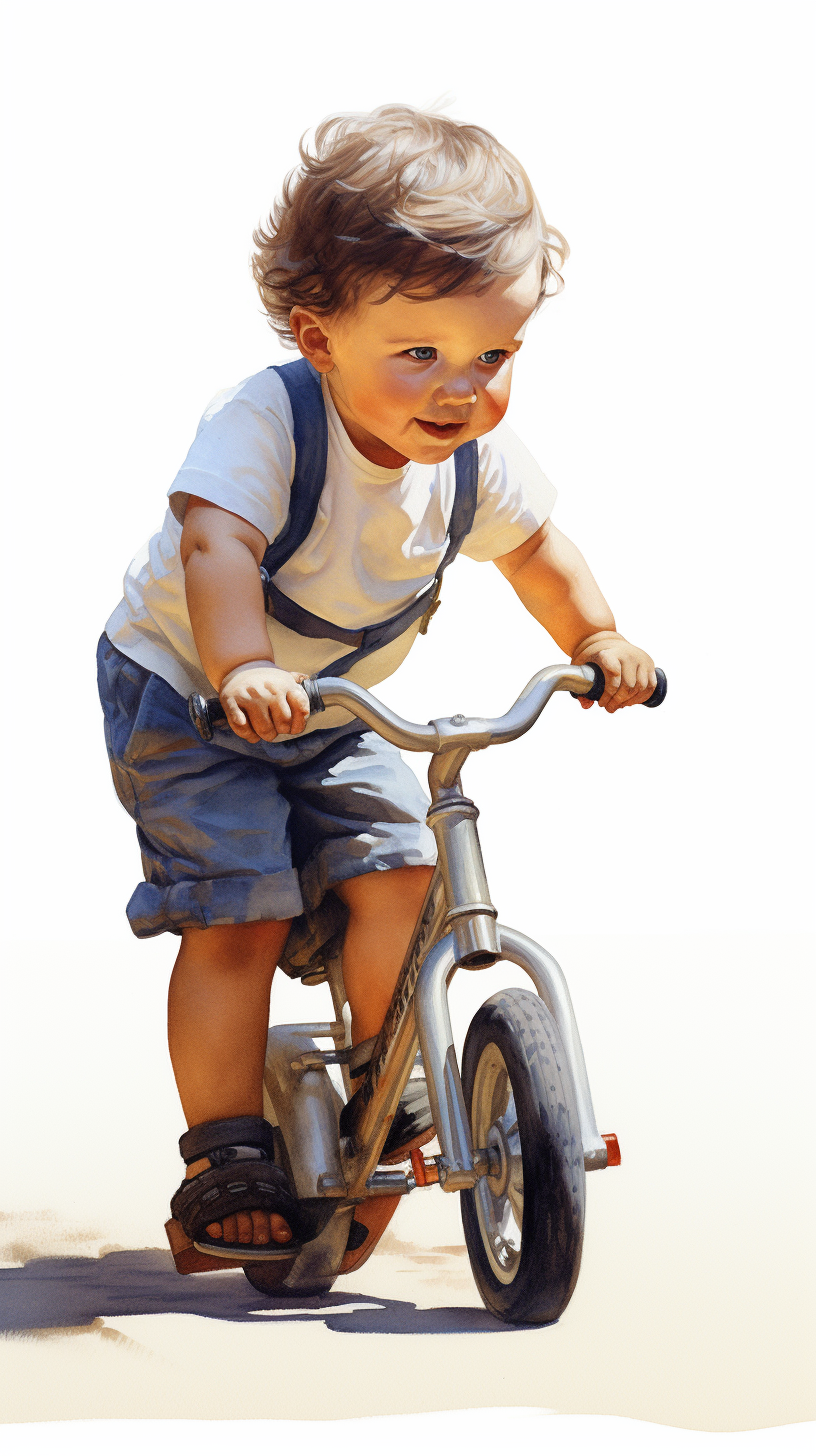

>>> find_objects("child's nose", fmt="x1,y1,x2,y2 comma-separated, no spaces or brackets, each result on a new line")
433,376,478,407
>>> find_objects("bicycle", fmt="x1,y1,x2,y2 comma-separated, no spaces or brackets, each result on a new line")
165,659,666,1326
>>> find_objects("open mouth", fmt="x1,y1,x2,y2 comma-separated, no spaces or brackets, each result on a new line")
415,419,467,440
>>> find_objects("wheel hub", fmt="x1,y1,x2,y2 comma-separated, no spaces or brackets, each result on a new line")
470,1044,525,1284
485,1121,511,1199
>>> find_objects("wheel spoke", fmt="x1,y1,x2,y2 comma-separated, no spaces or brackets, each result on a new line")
489,1068,510,1128
507,1179,524,1225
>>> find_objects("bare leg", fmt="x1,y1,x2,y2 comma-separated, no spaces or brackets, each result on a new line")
334,865,434,1043
168,919,291,1246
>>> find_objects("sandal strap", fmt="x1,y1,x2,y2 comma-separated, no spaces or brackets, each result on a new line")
170,1158,301,1242
179,1116,276,1166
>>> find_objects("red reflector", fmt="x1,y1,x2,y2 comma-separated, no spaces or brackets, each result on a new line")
602,1133,621,1166
409,1148,440,1186
409,1148,427,1186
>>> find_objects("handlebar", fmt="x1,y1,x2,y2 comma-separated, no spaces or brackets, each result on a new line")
188,664,667,750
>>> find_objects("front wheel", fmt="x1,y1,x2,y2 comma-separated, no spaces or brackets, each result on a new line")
460,988,585,1325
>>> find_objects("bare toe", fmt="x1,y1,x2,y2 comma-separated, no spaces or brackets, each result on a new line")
235,1211,254,1244
269,1213,293,1244
220,1214,238,1244
250,1211,271,1245
205,1221,223,1239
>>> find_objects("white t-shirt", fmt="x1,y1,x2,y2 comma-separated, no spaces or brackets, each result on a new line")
105,365,557,734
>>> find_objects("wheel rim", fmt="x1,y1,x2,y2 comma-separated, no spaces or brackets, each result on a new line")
470,1042,524,1285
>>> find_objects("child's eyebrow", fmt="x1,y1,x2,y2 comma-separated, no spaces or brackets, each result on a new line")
384,337,524,350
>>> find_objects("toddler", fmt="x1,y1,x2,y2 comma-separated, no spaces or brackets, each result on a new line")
98,105,656,1259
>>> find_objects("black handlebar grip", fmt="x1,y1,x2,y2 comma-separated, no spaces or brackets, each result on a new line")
187,678,326,742
570,662,606,702
187,692,226,741
571,663,668,707
302,677,326,714
644,667,667,708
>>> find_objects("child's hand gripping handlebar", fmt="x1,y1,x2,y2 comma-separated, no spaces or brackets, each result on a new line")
188,664,667,746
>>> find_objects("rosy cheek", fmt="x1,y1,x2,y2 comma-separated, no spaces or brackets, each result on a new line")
387,370,426,407
357,374,418,421
482,373,512,429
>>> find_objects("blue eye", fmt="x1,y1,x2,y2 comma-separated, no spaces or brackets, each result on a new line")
479,350,504,365
406,347,436,361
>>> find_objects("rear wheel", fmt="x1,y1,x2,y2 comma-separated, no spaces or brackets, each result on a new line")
460,988,585,1325
242,1257,298,1295
242,1202,353,1298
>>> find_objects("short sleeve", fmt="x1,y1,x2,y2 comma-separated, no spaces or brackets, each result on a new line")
459,421,558,562
167,368,295,543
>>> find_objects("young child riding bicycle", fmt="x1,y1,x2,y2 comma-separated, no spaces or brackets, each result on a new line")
98,104,657,1261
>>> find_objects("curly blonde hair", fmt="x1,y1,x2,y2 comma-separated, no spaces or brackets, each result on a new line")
252,104,568,346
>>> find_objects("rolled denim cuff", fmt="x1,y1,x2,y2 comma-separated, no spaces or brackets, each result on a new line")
126,870,304,938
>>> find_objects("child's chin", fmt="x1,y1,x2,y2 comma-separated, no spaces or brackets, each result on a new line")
407,443,460,465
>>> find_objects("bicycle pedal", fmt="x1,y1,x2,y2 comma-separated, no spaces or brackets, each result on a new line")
164,1217,246,1275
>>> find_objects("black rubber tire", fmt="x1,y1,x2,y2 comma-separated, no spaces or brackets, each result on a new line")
460,988,585,1326
242,1258,298,1295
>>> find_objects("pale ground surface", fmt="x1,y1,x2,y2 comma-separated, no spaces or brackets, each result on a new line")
0,1194,814,1434
1,936,814,1435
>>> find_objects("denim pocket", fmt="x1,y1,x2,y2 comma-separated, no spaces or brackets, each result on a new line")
96,634,153,763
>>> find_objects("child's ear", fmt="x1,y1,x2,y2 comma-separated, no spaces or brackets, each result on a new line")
289,307,334,372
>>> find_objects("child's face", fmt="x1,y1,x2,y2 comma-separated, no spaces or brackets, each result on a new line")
293,259,541,468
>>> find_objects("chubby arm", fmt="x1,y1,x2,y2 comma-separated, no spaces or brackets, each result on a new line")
494,520,656,712
180,496,309,740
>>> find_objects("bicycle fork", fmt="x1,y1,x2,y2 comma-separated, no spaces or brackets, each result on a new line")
417,747,609,1190
343,743,611,1198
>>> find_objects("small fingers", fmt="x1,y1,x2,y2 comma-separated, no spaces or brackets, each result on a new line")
285,685,311,737
221,694,262,743
236,689,285,742
608,658,657,711
219,669,311,741
579,645,657,713
259,683,310,737
629,661,658,706
605,672,636,713
595,654,622,711
222,694,247,728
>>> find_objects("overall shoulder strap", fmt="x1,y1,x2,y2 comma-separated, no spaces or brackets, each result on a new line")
261,358,328,577
411,437,480,639
444,438,479,566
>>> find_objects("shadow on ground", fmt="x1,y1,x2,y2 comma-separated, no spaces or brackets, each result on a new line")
0,1249,523,1336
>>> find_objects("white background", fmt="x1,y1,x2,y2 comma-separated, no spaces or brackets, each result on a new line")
0,0,813,1444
